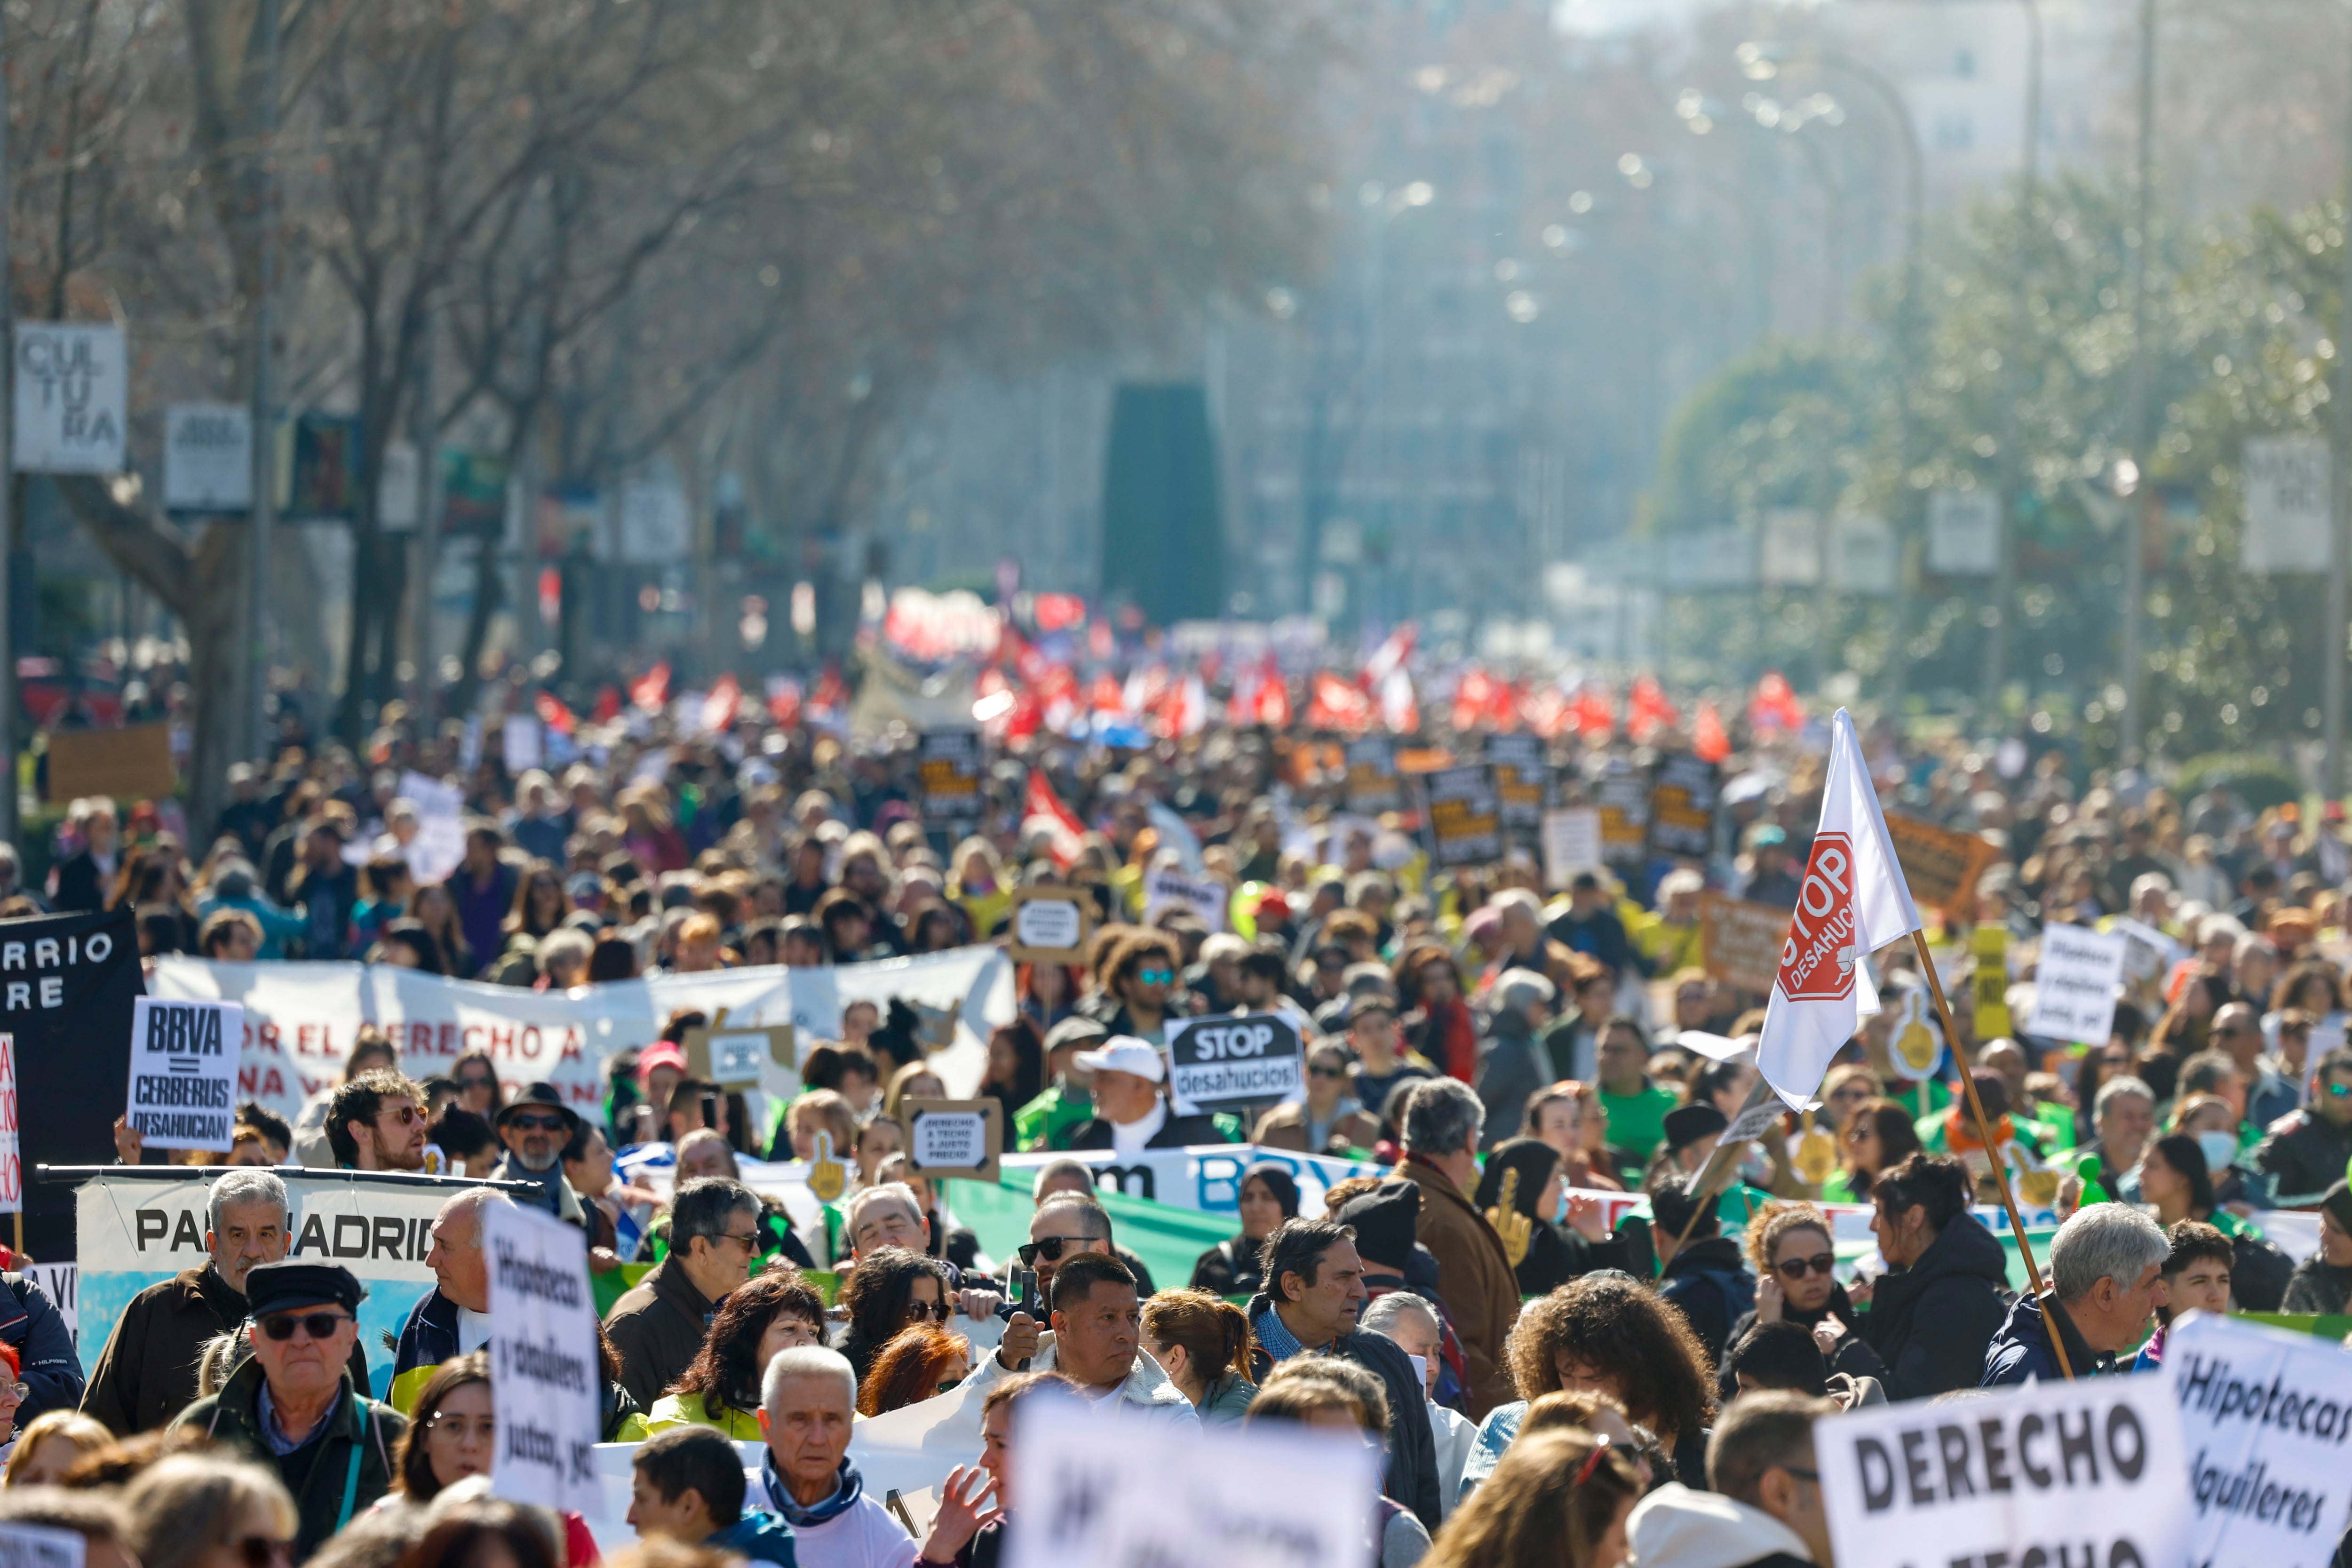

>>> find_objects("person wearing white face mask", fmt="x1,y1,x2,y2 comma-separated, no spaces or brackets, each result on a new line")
2135,1132,2295,1311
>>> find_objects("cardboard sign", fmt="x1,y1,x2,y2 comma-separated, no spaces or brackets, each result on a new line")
917,730,985,829
2024,923,2126,1045
903,1098,1004,1185
1342,736,1402,815
125,997,242,1152
1647,752,1719,860
1004,1385,1382,1568
1595,758,1651,866
0,1035,18,1216
1486,733,1548,833
0,1523,86,1568
1700,892,1789,995
1142,867,1229,934
2163,1311,2352,1567
1422,764,1503,868
1883,813,2000,910
683,1024,795,1089
1006,887,1091,964
1723,1100,1786,1146
43,724,176,804
1816,1371,2188,1568
1167,1013,1303,1113
1541,807,1603,889
486,1199,603,1517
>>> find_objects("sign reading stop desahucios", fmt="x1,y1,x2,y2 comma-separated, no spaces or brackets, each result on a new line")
1166,1012,1303,1114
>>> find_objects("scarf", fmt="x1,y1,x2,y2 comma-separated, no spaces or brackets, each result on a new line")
765,1454,864,1529
1430,999,1478,1084
1945,1106,2015,1158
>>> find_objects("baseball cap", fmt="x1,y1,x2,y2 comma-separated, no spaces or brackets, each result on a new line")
1071,1035,1166,1084
1043,1017,1110,1057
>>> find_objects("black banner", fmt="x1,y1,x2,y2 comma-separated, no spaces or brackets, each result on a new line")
1421,765,1504,868
1486,733,1549,834
1647,752,1720,860
917,730,985,832
7,909,143,1259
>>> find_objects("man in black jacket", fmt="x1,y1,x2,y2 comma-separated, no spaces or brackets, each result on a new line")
1244,1218,1441,1532
1648,1180,1756,1366
1065,1037,1231,1152
2255,1047,2352,1200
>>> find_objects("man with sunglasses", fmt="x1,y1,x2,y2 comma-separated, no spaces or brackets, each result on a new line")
171,1261,407,1560
607,1177,765,1409
491,1082,589,1231
2254,1045,2352,1200
320,1069,427,1173
1099,933,1182,1043
1065,1037,1230,1155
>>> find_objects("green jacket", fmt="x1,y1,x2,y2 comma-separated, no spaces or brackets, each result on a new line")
172,1358,407,1560
1014,1082,1095,1152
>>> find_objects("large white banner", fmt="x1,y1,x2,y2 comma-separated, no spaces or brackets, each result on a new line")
151,946,1011,1128
2165,1311,2352,1567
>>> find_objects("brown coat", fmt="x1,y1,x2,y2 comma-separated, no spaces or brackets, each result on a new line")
1392,1157,1520,1420
1250,1102,1380,1156
604,1257,717,1410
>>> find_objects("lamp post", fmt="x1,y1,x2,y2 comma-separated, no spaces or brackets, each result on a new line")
2119,0,2156,760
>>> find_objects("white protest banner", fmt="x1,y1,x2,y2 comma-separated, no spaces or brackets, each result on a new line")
2024,923,2127,1044
2164,1311,2352,1567
1722,1100,1786,1145
149,945,1011,1130
14,324,125,474
1142,867,1228,934
1542,807,1603,889
28,1262,73,1347
0,1523,85,1568
1166,1013,1303,1114
163,404,253,512
1004,1144,1379,1215
125,997,242,1152
1004,1391,1381,1568
0,1034,18,1216
1816,1370,2188,1568
486,1199,603,1517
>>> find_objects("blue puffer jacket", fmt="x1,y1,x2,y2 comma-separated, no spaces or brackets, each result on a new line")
0,1272,84,1425
709,1512,798,1567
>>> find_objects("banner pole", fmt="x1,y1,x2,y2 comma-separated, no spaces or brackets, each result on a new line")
1909,930,2074,1380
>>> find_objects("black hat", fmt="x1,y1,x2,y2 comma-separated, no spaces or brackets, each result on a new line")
1662,1102,1729,1154
495,1081,581,1133
1336,1179,1421,1273
245,1260,366,1316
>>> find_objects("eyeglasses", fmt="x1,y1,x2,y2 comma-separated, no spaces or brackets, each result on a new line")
1018,1236,1093,1265
904,1300,954,1323
935,1376,965,1395
0,1381,27,1403
379,1105,421,1126
509,1113,566,1132
1135,967,1175,986
426,1412,496,1443
260,1312,350,1341
712,1229,763,1252
1309,1065,1346,1080
1829,1085,1870,1101
2327,1080,2352,1098
1773,1252,1837,1280
234,1538,294,1568
1573,1434,1613,1487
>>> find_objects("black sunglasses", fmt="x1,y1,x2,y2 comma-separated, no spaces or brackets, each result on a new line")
1773,1253,1837,1280
509,1113,565,1131
458,1074,496,1089
260,1311,349,1341
1018,1236,1093,1265
1309,1065,1346,1079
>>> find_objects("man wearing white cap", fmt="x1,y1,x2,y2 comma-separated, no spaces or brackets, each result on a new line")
1066,1036,1233,1154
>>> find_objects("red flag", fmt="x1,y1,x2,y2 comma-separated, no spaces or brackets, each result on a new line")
701,673,742,733
810,662,847,718
1451,667,1502,733
1628,675,1678,742
1520,685,1572,740
765,676,803,727
1255,655,1293,728
1365,624,1416,685
630,661,671,715
1308,671,1374,733
1033,592,1087,633
1750,671,1804,732
1088,673,1128,717
535,691,576,737
1023,769,1088,868
1572,682,1616,739
1693,700,1732,764
592,685,621,725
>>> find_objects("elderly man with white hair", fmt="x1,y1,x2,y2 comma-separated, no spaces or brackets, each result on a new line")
1983,1202,2170,1385
1360,1290,1477,1515
747,1345,988,1568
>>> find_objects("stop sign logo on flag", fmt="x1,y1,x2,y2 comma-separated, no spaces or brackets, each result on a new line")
1776,832,1857,1001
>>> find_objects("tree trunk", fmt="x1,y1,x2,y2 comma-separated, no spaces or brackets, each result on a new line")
449,535,502,718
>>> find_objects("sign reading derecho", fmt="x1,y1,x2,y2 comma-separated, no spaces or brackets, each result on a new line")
2163,1311,2352,1568
1815,1372,2187,1568
487,1199,602,1518
125,997,242,1151
904,1098,1004,1185
1166,1013,1303,1112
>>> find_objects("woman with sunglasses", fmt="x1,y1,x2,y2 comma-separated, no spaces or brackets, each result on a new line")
837,1247,956,1385
1473,1138,1624,1297
857,1322,973,1417
448,1051,506,1119
1715,1203,1871,1397
647,1270,827,1440
119,1453,299,1568
1823,1097,1922,1203
1253,1043,1380,1156
1188,1165,1298,1296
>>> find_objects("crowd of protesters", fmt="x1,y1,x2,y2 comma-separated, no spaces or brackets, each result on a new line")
6,677,2352,1567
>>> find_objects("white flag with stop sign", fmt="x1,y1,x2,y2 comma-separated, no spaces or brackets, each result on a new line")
1756,708,1922,1110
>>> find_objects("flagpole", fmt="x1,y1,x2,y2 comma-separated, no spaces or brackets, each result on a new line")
1908,929,2074,1381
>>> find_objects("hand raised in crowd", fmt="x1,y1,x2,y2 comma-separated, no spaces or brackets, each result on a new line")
1754,1273,1785,1324
1564,1193,1611,1244
112,1115,143,1166
1812,1315,1848,1357
996,1310,1041,1370
918,1465,1002,1564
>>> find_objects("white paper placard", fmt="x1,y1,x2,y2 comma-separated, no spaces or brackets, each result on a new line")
1816,1369,2188,1568
163,403,253,512
502,715,544,773
2023,923,2127,1044
707,1032,768,1087
486,1198,603,1518
2163,1311,2352,1568
2110,915,2185,983
1012,898,1083,954
1142,867,1228,934
15,323,125,475
1541,806,1603,888
0,1522,87,1568
1166,1013,1303,1114
125,997,242,1151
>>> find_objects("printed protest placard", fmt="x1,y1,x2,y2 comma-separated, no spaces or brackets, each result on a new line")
1883,813,2000,910
1005,888,1090,964
2163,1311,2352,1568
1422,764,1503,868
918,730,985,830
1143,867,1229,934
1596,758,1650,866
486,1199,602,1518
1486,733,1548,834
1167,1013,1303,1114
1816,1371,2188,1568
0,1035,18,1216
125,997,241,1152
1343,736,1402,815
1700,892,1789,995
1542,807,1603,889
683,1024,794,1089
1005,1385,1382,1568
2024,923,2126,1045
2111,916,2185,984
164,403,253,512
0,1522,86,1568
397,770,468,884
1647,752,1719,860
903,1098,1004,1185
501,715,543,773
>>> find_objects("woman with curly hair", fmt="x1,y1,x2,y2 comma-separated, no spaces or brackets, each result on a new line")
1465,1274,1717,1495
1716,1202,1873,1398
858,1322,974,1416
1425,1427,1643,1568
645,1271,828,1439
838,1247,956,1384
1394,942,1478,1084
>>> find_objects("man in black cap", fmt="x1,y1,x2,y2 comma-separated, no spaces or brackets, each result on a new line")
1660,1101,1729,1180
171,1260,407,1559
493,1081,588,1232
1646,1168,1758,1364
